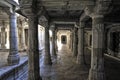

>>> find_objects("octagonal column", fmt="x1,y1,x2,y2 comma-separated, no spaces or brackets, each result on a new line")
88,15,105,80
7,12,20,65
44,22,52,65
76,21,85,64
73,27,78,57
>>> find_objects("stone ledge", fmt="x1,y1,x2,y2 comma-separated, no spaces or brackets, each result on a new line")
0,57,28,80
0,49,9,52
104,54,120,62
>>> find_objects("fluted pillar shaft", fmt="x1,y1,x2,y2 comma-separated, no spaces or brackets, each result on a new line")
88,15,105,80
73,27,78,57
7,13,20,65
27,15,41,80
44,22,52,65
76,22,85,64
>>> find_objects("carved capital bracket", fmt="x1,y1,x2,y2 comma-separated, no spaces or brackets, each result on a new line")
19,0,43,17
84,0,112,17
92,15,105,33
95,0,113,15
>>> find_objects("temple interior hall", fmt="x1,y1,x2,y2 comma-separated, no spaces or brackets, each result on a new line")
0,0,120,80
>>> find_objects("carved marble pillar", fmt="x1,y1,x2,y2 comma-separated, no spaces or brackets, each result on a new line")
1,21,7,49
7,12,20,65
55,29,58,52
76,22,85,64
18,24,26,51
73,27,78,57
69,33,72,50
51,25,56,57
44,22,52,65
19,0,42,79
88,15,105,80
27,15,41,80
71,30,74,51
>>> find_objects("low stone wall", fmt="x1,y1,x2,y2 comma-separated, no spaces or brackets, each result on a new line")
0,58,28,80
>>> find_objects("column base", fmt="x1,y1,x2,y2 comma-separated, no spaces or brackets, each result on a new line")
88,69,105,80
7,54,20,65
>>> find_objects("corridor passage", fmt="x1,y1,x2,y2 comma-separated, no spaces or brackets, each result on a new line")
40,44,89,80
19,44,120,80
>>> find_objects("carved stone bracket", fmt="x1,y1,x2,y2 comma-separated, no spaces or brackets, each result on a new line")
19,0,43,17
84,0,112,17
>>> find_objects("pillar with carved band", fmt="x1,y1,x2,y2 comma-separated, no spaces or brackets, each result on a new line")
51,25,57,57
73,27,78,57
7,12,20,65
44,22,52,65
76,21,85,64
88,15,105,80
27,15,41,80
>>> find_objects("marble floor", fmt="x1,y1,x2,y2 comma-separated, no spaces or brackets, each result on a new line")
0,45,120,80
40,45,89,80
